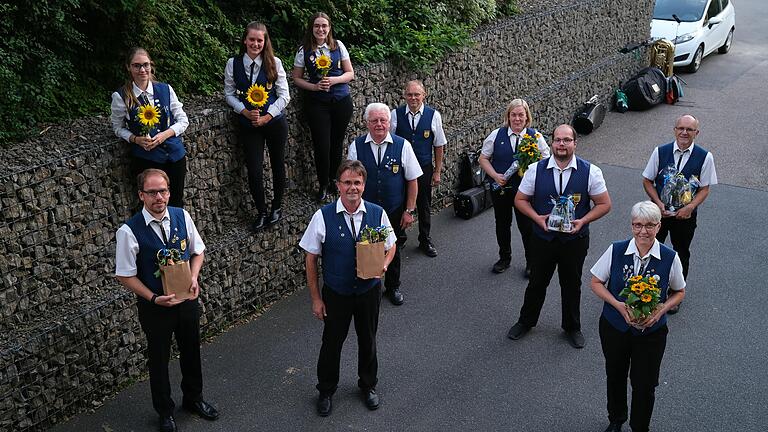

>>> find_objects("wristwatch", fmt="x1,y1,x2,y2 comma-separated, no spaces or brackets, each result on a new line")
406,208,417,217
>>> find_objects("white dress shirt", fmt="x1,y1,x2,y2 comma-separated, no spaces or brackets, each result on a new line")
389,104,448,148
115,208,205,277
518,156,607,196
293,41,351,68
481,127,551,161
642,141,718,186
347,133,423,181
299,199,396,255
110,81,189,142
224,54,291,119
590,238,686,291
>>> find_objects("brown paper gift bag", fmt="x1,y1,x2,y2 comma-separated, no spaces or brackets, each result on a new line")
356,241,385,279
160,261,195,301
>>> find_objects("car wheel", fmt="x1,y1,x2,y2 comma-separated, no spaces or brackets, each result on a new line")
718,27,734,54
685,45,704,73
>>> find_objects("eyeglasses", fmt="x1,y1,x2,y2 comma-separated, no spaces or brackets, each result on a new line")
632,222,659,231
553,138,575,144
131,62,152,71
338,180,363,187
674,127,697,133
142,189,170,197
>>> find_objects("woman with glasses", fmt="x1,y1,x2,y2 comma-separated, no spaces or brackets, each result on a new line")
292,12,355,202
224,22,291,232
111,47,189,208
478,99,550,275
589,201,686,432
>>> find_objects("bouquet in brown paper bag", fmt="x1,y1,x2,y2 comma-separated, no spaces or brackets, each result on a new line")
356,225,392,279
154,248,194,300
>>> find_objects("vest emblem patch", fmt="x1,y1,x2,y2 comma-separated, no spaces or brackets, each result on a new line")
423,130,430,138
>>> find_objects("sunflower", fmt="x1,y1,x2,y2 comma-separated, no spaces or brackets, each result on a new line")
631,284,644,294
641,293,652,303
315,53,332,70
246,84,269,108
138,104,161,128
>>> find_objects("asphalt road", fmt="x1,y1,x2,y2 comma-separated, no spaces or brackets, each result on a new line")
52,0,767,431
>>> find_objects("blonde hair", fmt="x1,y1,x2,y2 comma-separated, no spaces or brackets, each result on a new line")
503,99,533,128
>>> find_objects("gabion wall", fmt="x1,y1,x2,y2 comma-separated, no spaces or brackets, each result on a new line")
0,0,652,429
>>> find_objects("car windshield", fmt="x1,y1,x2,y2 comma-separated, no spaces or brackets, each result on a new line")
653,0,708,22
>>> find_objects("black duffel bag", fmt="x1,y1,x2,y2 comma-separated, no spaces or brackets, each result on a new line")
453,183,493,220
622,67,667,111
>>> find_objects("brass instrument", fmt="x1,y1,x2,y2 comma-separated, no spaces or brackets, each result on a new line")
651,39,675,77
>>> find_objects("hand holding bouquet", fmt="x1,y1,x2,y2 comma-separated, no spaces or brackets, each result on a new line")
619,274,662,328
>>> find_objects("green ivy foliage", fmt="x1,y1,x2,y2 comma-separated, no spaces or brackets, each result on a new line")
0,0,516,146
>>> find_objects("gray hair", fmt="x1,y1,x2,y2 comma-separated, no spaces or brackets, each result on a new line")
631,201,661,224
364,102,390,121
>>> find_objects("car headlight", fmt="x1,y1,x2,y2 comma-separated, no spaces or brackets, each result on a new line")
673,32,696,44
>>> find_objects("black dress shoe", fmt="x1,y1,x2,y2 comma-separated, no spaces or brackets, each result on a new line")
317,393,332,417
316,185,328,202
385,288,404,306
418,241,438,257
182,399,219,420
268,208,282,225
251,213,267,232
492,258,511,274
507,322,530,340
158,415,177,432
363,388,379,410
668,302,681,314
566,330,585,349
603,421,624,432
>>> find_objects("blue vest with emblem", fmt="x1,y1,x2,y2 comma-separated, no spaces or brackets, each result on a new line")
532,156,592,241
395,105,435,166
356,135,407,214
654,142,708,215
320,202,384,295
303,46,350,102
603,239,675,334
490,127,537,174
124,207,191,300
232,54,282,129
118,82,185,164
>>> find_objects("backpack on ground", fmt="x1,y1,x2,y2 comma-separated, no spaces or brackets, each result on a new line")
666,75,686,104
457,150,485,191
621,67,667,110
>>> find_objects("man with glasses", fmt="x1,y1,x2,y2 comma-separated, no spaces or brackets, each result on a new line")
642,114,717,313
507,124,612,348
115,169,218,432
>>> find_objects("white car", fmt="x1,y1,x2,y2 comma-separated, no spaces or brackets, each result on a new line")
650,0,736,72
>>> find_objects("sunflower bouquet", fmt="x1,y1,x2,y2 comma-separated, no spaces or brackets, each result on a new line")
356,225,391,279
619,274,662,322
315,52,332,77
154,247,194,300
137,103,161,136
514,131,544,177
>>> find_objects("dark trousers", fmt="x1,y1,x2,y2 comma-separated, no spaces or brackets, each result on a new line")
416,163,434,244
131,155,187,208
490,179,532,263
384,206,406,290
304,95,353,188
599,317,668,432
317,283,381,394
240,116,288,213
518,235,589,331
657,215,697,279
137,299,202,417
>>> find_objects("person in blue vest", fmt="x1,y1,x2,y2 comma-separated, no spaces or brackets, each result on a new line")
115,169,218,432
111,48,189,208
479,99,551,275
292,12,355,202
224,22,291,232
641,114,717,314
390,80,447,257
508,124,611,348
348,103,423,306
590,201,686,432
299,160,397,416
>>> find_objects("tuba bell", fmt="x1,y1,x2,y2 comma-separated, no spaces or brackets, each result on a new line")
650,39,676,77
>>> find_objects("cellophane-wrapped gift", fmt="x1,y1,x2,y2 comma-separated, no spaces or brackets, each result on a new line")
547,195,576,233
659,165,700,213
